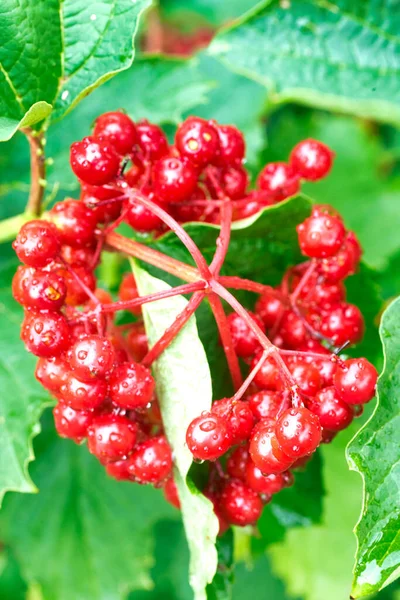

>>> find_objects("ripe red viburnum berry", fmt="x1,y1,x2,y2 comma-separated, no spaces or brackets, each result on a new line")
226,445,249,480
255,289,285,329
334,358,378,404
152,156,198,203
218,480,263,526
70,136,120,186
136,120,169,160
257,162,300,201
19,269,67,312
128,436,172,484
290,139,334,181
50,200,98,248
176,116,219,167
211,398,255,444
216,124,245,166
249,419,293,474
93,111,137,155
35,356,69,394
186,412,231,461
13,220,60,268
307,387,354,431
297,213,346,259
247,390,284,421
21,311,71,358
87,413,138,464
60,371,108,410
226,311,264,358
53,402,95,442
67,334,116,381
109,362,155,409
275,407,322,459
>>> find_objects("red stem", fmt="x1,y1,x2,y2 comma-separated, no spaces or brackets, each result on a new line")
207,292,243,390
219,276,281,297
210,200,233,276
231,350,269,402
290,260,317,303
142,291,205,367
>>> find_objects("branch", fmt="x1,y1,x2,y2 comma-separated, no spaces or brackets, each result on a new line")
22,128,46,216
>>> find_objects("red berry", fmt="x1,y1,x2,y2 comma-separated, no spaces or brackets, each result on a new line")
219,480,263,526
67,335,115,382
13,220,60,268
175,117,219,167
227,311,264,358
82,195,122,224
80,182,120,201
35,356,69,394
109,362,155,409
125,197,163,232
105,459,132,481
279,310,308,348
152,156,197,203
248,390,283,421
232,196,261,221
136,120,168,160
219,165,248,200
226,445,249,480
70,136,120,185
203,488,229,536
118,273,142,317
319,303,364,346
297,213,346,258
126,322,149,362
251,354,281,390
275,407,322,459
334,358,378,405
245,460,286,495
56,266,96,306
288,358,322,397
163,477,180,509
60,371,108,410
61,244,97,267
50,200,97,248
255,290,285,329
128,436,172,484
53,402,94,442
125,155,145,187
19,269,66,312
93,111,137,155
307,387,353,431
319,232,361,282
307,281,346,309
216,124,245,166
87,413,138,463
21,311,71,358
170,185,206,223
12,266,34,305
290,139,333,181
257,162,300,201
249,419,293,474
186,412,231,461
211,398,254,444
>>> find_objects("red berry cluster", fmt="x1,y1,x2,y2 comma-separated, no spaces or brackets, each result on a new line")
68,111,333,232
12,220,175,490
184,206,378,530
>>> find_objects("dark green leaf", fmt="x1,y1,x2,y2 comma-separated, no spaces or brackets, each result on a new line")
132,263,219,600
0,261,51,505
0,548,27,600
209,1,400,125
0,416,177,600
207,530,234,600
348,296,400,597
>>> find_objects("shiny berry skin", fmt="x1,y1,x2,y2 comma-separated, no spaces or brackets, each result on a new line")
125,198,163,232
334,358,378,405
35,356,69,394
226,445,249,480
319,233,361,282
307,281,346,309
251,354,281,390
163,477,180,509
290,139,333,181
288,358,322,397
128,436,172,484
67,335,115,382
50,200,97,248
125,155,145,187
186,412,231,460
60,244,97,267
118,273,141,317
87,414,138,463
152,156,197,203
60,371,108,410
227,311,264,358
220,165,248,200
175,117,219,167
249,419,293,474
297,213,346,258
106,459,132,481
279,310,308,348
53,402,94,442
275,407,322,459
70,136,120,185
257,162,300,202
13,220,60,268
19,270,67,312
319,303,364,346
232,196,261,221
219,480,263,526
109,362,155,409
255,290,285,329
12,266,34,305
80,181,120,201
211,398,254,444
307,387,353,431
126,322,149,362
170,185,206,223
216,124,245,166
248,390,283,421
21,311,71,358
93,111,137,154
136,120,168,160
56,266,96,306
245,460,286,495
83,195,123,224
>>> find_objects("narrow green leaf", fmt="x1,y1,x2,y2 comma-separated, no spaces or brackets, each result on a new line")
0,419,176,600
0,262,51,505
132,262,219,600
209,0,400,125
348,297,400,597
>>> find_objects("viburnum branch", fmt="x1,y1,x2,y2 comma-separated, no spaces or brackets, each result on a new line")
207,292,243,390
231,349,270,402
142,290,205,367
219,276,281,296
22,128,46,216
105,231,200,283
210,200,233,276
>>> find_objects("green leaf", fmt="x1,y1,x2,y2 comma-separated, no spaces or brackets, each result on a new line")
0,548,27,600
131,262,219,600
0,0,151,138
348,296,400,598
0,416,177,600
0,261,51,505
267,423,364,600
207,530,235,600
209,1,400,125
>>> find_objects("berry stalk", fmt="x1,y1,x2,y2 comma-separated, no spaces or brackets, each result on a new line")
22,128,46,217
